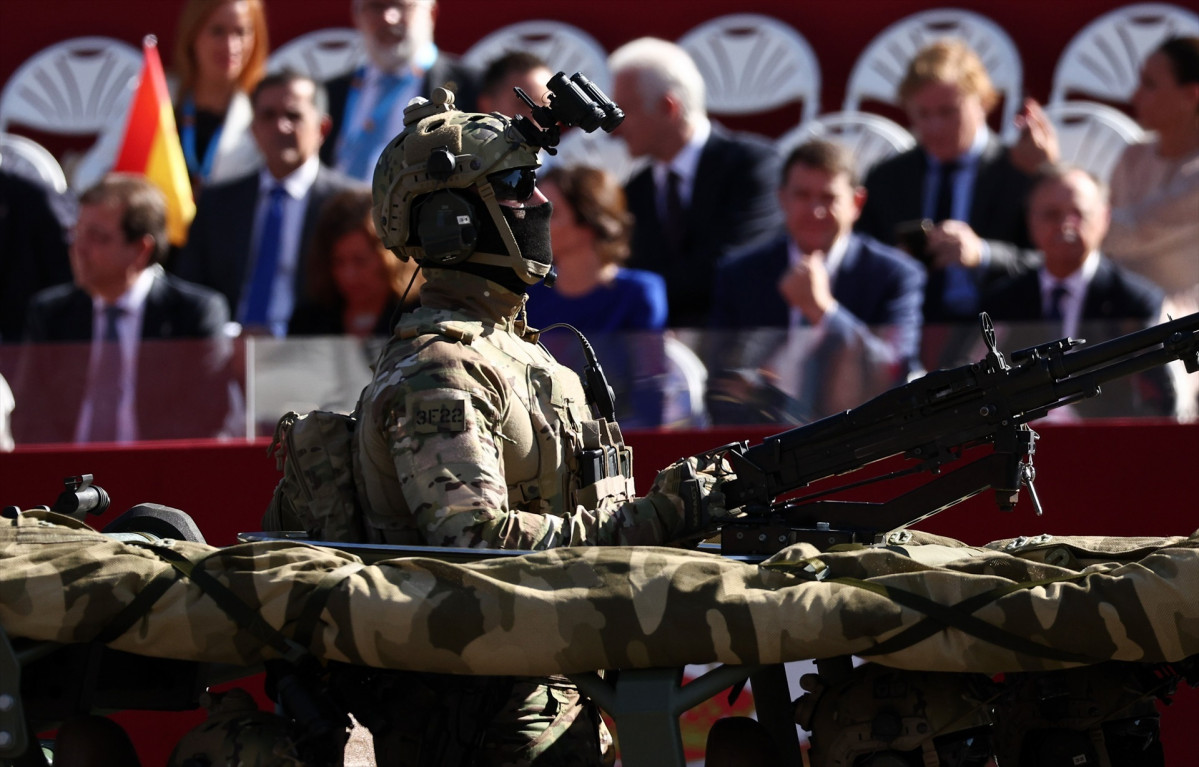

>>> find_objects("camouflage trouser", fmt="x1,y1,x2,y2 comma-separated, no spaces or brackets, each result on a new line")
341,669,610,767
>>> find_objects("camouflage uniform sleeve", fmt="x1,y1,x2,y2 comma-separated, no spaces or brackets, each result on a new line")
385,342,730,549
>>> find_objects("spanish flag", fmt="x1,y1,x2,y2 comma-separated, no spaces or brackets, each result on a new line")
113,35,195,247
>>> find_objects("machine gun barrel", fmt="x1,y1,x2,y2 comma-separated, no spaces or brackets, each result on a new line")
721,312,1199,510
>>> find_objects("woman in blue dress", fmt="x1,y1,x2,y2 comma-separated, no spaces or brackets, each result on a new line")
526,165,672,427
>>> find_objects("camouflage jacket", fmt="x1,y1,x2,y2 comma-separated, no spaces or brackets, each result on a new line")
354,268,690,549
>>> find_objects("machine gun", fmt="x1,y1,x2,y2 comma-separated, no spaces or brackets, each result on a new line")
713,311,1199,557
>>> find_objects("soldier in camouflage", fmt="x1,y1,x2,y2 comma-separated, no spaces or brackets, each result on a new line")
350,87,742,765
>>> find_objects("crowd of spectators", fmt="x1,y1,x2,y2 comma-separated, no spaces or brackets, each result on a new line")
1,0,1196,445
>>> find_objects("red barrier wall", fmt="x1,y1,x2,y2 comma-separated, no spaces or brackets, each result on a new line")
2,422,1196,764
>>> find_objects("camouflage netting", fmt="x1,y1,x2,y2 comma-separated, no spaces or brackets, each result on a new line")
2,511,1197,676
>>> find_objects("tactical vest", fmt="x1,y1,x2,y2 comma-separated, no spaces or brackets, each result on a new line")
355,306,634,545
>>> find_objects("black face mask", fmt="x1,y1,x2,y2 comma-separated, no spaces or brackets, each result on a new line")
453,199,555,293
501,200,553,268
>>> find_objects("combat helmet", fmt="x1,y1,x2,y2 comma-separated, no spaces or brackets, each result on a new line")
796,663,997,767
371,87,549,285
168,688,307,767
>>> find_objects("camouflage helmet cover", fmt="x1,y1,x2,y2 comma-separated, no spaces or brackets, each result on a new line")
168,688,307,767
371,87,546,282
797,663,997,767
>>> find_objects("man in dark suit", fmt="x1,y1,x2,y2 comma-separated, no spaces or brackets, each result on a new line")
174,71,362,336
321,0,479,181
982,165,1173,417
855,39,1057,323
708,139,926,423
0,167,72,342
13,174,232,444
610,37,781,328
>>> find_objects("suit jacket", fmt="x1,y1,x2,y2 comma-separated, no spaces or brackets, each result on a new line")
625,124,782,328
981,255,1163,324
13,269,234,444
0,169,72,342
981,254,1173,416
706,232,926,422
856,133,1038,322
320,54,480,169
171,165,361,322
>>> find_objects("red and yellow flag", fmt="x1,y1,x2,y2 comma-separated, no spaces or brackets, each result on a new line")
113,35,195,247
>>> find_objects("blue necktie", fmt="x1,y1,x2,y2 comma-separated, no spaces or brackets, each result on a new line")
242,185,287,328
932,160,978,317
340,71,410,180
90,305,125,441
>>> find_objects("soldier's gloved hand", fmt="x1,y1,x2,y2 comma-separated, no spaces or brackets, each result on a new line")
649,453,741,541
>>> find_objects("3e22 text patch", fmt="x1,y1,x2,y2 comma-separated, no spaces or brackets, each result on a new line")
409,395,468,433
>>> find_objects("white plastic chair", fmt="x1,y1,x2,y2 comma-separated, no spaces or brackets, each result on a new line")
267,28,366,82
678,14,822,124
844,9,1024,137
463,21,611,92
662,335,709,429
1049,3,1199,107
777,111,916,180
1042,100,1146,183
0,37,141,191
0,132,69,193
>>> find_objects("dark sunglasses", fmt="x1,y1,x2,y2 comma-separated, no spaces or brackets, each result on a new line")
488,167,537,202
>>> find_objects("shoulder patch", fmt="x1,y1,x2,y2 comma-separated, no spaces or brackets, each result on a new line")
409,394,469,433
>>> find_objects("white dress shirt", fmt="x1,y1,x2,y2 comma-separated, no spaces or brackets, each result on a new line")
652,117,711,219
246,155,321,336
1039,250,1100,340
76,266,157,443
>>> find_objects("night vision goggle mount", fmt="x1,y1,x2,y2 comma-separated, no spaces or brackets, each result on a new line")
510,71,624,154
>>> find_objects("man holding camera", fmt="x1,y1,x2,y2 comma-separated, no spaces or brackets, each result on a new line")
346,86,741,765
855,39,1055,323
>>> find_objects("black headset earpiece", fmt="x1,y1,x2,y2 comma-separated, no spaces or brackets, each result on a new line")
415,190,477,265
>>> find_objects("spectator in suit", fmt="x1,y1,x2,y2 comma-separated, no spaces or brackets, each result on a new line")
171,0,269,193
524,164,669,427
0,167,72,342
173,71,362,336
476,50,552,115
288,187,420,337
982,165,1173,417
1105,36,1199,321
708,139,926,424
13,174,233,444
322,0,480,181
856,39,1057,323
609,37,782,328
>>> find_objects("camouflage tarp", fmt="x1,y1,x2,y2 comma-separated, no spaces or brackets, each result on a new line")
2,511,1197,675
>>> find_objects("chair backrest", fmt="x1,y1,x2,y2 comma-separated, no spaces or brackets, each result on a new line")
777,111,916,180
0,36,142,190
1049,3,1199,106
662,335,709,429
678,13,821,124
267,28,366,82
0,132,69,193
1042,100,1146,183
463,20,611,92
844,9,1023,136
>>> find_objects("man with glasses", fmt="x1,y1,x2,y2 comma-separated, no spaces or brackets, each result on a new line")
346,88,743,765
322,0,480,181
